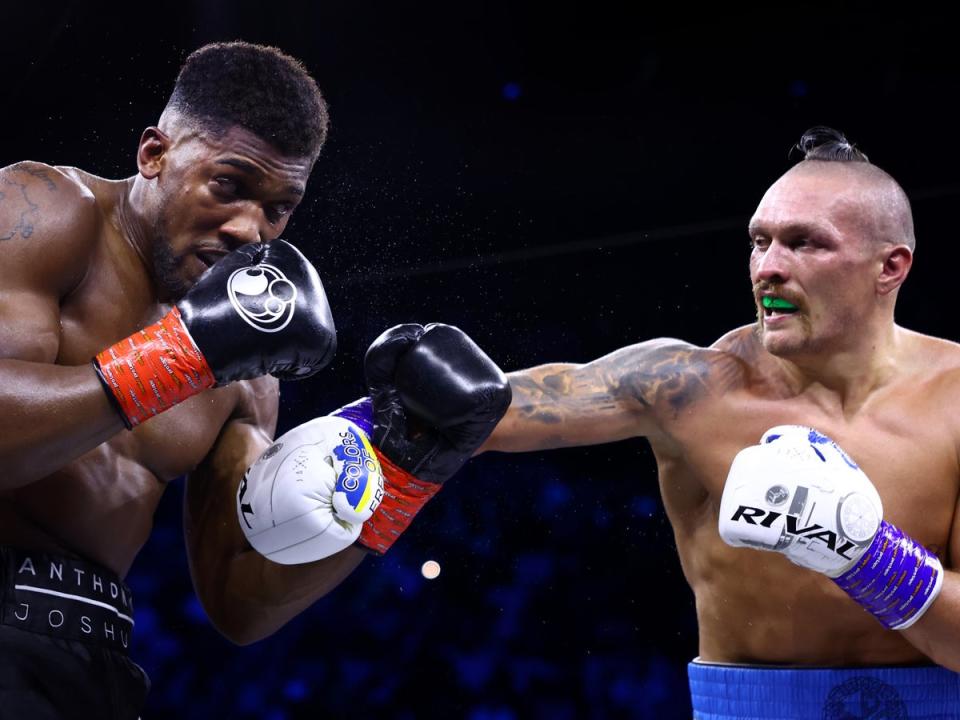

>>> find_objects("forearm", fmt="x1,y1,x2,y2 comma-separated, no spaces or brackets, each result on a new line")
479,368,559,453
0,359,124,487
480,359,654,453
901,570,960,671
202,545,367,645
185,412,372,645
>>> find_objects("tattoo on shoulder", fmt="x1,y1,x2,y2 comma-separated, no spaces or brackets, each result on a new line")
21,165,58,192
608,341,737,415
0,164,58,242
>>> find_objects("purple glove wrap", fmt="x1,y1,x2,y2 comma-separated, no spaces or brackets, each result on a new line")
833,520,943,630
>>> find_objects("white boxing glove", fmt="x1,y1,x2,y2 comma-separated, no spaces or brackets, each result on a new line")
237,416,385,564
718,425,883,576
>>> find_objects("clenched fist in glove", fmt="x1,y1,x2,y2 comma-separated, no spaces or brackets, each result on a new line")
719,425,943,630
237,416,384,565
94,240,336,428
334,322,512,554
237,323,510,564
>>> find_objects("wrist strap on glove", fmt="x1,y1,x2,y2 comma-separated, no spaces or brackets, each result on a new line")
833,520,943,630
333,397,443,555
93,307,216,428
359,451,442,554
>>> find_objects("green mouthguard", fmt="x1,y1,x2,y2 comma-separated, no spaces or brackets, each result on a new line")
762,297,797,311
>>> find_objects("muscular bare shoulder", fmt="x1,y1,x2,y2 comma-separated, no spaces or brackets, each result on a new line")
0,161,100,296
906,330,960,364
0,162,104,362
709,324,765,365
900,329,960,396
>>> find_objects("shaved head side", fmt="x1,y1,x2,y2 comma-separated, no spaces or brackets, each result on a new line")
788,127,916,251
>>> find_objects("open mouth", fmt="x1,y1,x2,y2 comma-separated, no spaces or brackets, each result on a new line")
761,295,799,318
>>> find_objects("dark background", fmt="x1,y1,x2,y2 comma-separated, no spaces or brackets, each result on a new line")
3,2,960,718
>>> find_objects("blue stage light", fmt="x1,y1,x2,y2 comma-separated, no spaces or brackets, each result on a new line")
502,82,522,101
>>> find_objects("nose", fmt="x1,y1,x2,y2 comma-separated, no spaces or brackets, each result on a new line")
753,240,791,284
219,203,269,247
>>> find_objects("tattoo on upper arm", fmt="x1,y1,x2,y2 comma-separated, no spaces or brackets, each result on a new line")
0,165,58,242
512,341,745,427
609,342,732,418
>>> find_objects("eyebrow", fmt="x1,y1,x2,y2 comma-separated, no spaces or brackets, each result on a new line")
748,219,825,237
215,158,305,197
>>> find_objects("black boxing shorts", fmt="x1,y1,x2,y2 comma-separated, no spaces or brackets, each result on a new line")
0,546,149,720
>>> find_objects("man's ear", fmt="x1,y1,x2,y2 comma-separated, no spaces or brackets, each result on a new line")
877,245,912,296
136,127,171,179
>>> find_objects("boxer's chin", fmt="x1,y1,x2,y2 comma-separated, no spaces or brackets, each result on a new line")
151,236,192,303
758,321,809,358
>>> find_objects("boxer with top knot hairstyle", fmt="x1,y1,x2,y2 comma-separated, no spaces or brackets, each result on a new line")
482,127,960,718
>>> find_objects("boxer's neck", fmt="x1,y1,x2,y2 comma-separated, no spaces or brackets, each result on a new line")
115,177,152,278
768,320,903,413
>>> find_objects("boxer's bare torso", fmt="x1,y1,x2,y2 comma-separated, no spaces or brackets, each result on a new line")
666,326,960,664
488,325,960,665
0,162,275,578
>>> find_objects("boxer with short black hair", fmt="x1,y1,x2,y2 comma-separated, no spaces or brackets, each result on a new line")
481,127,960,718
0,41,509,720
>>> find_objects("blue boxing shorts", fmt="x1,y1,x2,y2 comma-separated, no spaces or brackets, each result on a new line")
689,658,960,719
0,546,149,720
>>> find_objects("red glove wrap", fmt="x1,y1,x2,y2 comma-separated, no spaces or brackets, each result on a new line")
95,307,216,427
358,450,443,554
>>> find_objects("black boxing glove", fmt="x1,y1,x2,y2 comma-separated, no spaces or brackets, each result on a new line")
333,323,511,553
178,240,335,383
94,240,336,428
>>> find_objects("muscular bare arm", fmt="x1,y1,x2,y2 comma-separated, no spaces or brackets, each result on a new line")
184,380,366,645
483,338,735,452
0,163,126,487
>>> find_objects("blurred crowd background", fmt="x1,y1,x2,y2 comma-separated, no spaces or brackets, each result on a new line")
3,2,960,717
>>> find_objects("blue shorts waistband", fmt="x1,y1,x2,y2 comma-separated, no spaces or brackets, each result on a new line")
688,658,960,719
